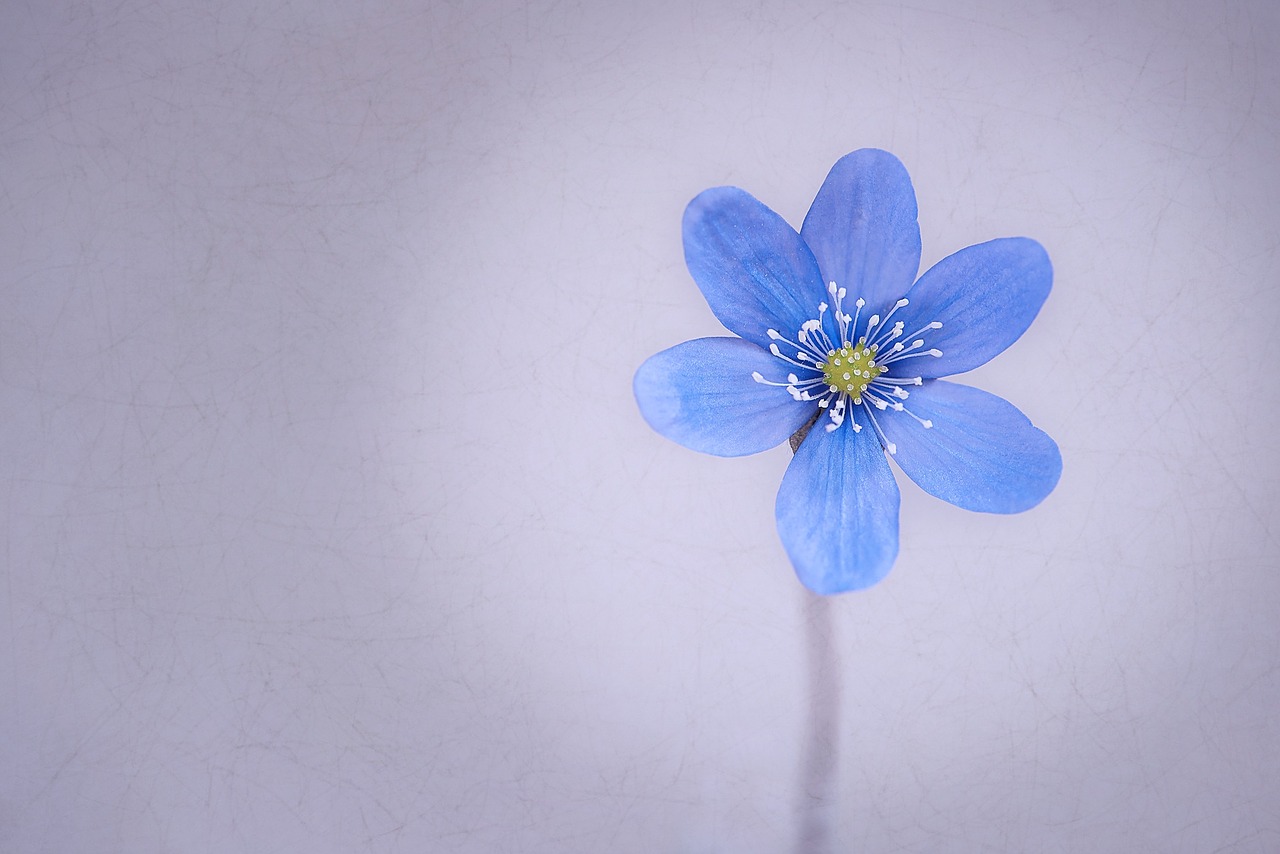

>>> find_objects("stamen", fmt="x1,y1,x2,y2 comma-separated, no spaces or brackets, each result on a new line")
769,341,826,371
808,310,838,354
825,282,854,345
900,319,943,341
902,407,933,429
757,289,935,439
864,313,881,341
884,348,943,363
752,371,827,391
868,299,910,348
824,395,844,432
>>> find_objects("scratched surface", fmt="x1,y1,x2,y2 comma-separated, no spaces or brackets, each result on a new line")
2,0,1278,851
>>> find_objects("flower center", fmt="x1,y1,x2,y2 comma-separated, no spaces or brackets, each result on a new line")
821,341,881,402
751,281,944,450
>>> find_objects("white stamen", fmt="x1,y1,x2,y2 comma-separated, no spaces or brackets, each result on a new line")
757,288,945,439
868,299,910,348
769,342,823,371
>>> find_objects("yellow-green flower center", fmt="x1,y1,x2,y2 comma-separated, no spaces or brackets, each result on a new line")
821,340,881,402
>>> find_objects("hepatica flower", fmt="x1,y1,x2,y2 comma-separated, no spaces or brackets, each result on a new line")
634,149,1061,594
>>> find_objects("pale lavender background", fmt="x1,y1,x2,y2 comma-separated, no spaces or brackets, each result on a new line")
3,0,1279,852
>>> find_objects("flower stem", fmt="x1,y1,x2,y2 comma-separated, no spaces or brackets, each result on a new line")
795,590,840,853
790,412,840,853
789,410,821,454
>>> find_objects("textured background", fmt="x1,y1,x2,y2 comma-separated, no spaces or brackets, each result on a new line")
3,0,1279,851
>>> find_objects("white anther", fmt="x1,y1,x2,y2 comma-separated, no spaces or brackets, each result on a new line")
767,329,782,340
928,349,942,357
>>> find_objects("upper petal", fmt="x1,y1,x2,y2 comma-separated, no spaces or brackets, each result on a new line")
775,408,900,594
893,237,1052,378
683,187,826,352
800,149,922,313
878,380,1061,513
634,337,818,457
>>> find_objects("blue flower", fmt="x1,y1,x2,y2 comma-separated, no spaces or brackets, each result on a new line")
634,149,1062,594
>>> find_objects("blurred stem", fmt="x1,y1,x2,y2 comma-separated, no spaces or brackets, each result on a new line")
790,412,840,854
795,589,840,853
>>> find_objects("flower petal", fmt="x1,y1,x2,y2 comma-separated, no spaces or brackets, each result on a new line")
800,148,922,314
634,337,818,457
683,187,826,351
775,408,900,594
878,380,1061,513
892,237,1052,378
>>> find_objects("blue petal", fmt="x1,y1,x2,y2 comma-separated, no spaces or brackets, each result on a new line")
634,337,818,457
683,187,826,352
775,408,900,594
800,149,922,314
878,380,1061,513
892,238,1052,378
